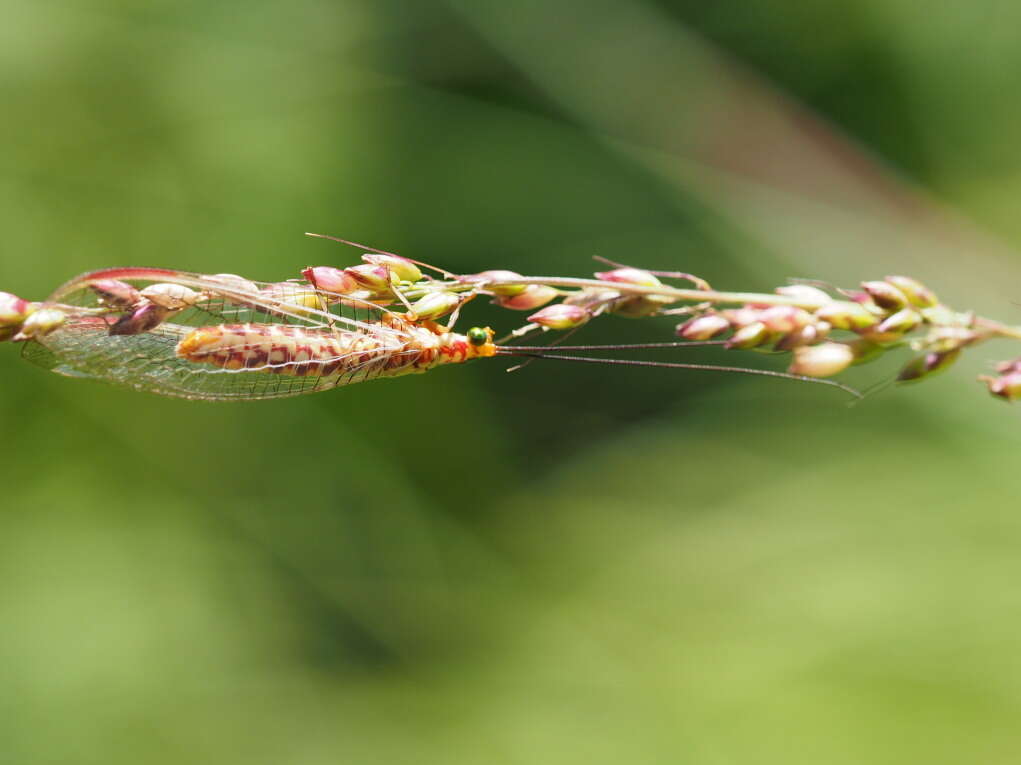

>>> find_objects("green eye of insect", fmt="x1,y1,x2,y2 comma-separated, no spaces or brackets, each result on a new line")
467,327,488,346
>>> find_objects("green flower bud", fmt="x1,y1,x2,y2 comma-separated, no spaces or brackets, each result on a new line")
677,313,731,340
466,270,528,297
14,308,65,340
884,275,938,308
814,301,879,331
409,291,461,321
362,254,422,282
726,321,771,349
861,280,909,310
874,308,923,336
896,348,961,383
847,338,885,366
788,342,855,378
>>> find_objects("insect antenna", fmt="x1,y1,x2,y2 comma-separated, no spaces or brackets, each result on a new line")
494,347,863,399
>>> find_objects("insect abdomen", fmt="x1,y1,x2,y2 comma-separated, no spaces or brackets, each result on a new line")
176,324,400,378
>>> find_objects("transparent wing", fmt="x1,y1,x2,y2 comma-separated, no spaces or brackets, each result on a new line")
24,267,420,401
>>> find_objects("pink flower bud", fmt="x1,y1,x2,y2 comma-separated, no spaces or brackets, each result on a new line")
495,285,558,310
344,264,392,293
528,304,591,330
884,275,938,308
860,280,909,310
90,280,141,309
13,308,65,340
140,283,201,310
408,291,461,321
466,270,528,297
302,266,358,295
984,371,1021,401
757,306,813,334
594,268,662,288
788,342,855,378
814,300,879,331
108,302,169,336
774,284,831,305
897,349,961,383
609,295,671,318
361,254,422,282
677,314,730,340
0,292,32,328
995,358,1021,375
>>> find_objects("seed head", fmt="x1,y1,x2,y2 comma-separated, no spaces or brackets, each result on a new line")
896,348,961,383
14,308,65,341
677,313,731,340
344,264,393,293
884,275,938,308
788,342,855,378
861,280,910,310
982,371,1021,401
726,321,771,349
362,254,422,282
409,291,461,321
140,283,202,310
495,285,558,311
874,308,923,337
90,280,141,309
108,302,169,336
814,300,879,331
528,303,591,330
468,270,528,297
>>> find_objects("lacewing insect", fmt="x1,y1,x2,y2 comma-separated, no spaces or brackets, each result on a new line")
1,264,861,401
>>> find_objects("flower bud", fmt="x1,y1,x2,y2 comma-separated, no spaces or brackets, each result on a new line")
677,313,731,340
465,270,528,297
14,308,65,340
0,292,32,327
860,280,909,310
594,268,662,288
874,308,923,336
207,274,259,295
609,294,673,318
495,285,558,310
362,254,422,282
408,291,461,321
528,303,591,330
814,300,879,331
847,338,885,366
726,321,771,349
108,302,169,336
758,306,813,334
884,275,938,308
983,371,1021,401
896,348,961,383
996,358,1021,374
788,342,855,378
140,283,202,310
302,266,358,295
774,321,830,351
345,264,392,293
90,280,141,309
775,284,831,305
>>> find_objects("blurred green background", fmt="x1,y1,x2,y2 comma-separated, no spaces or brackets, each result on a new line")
4,1,1021,763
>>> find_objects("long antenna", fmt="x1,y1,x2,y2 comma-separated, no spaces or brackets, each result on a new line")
495,350,863,399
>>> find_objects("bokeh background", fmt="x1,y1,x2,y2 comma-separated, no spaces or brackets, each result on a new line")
4,1,1021,763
